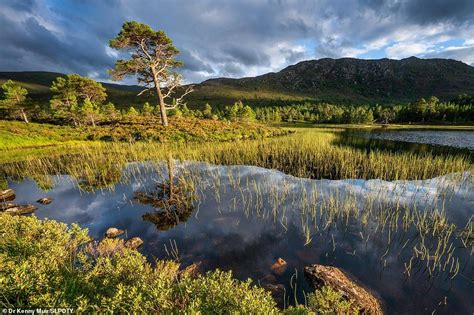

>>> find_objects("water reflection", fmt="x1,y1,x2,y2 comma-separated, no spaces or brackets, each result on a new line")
336,129,474,159
6,161,474,314
135,154,196,231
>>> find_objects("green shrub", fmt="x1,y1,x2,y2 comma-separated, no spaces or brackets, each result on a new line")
0,213,281,313
307,286,360,314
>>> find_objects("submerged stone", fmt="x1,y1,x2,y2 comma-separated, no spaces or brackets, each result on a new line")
5,204,37,215
37,197,54,205
271,257,287,275
0,189,15,202
105,227,124,238
125,237,144,249
304,264,383,315
260,274,285,304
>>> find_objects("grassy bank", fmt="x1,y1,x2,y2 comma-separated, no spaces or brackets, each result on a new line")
0,212,358,313
1,129,471,186
0,118,288,150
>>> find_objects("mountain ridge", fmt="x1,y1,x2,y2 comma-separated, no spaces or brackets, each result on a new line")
193,57,474,104
1,57,474,107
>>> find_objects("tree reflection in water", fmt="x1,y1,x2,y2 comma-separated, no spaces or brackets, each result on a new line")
134,153,196,230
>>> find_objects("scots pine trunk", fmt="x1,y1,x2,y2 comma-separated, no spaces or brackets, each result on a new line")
151,67,168,127
20,109,28,123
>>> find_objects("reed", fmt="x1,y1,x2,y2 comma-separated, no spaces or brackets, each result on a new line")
0,128,472,282
1,129,471,186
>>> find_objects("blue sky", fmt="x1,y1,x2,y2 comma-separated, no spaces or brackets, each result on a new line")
1,0,473,84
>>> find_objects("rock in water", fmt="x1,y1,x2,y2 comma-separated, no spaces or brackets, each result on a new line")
0,189,15,202
260,274,285,304
179,262,201,279
0,202,16,211
304,264,383,314
37,197,53,205
124,237,143,249
271,257,287,275
105,227,124,238
4,204,37,215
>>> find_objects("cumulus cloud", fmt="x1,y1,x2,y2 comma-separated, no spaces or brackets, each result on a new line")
0,0,473,84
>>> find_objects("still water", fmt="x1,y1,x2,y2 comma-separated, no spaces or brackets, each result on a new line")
345,129,474,152
8,158,473,314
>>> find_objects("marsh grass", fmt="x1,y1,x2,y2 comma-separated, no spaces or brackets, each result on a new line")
1,129,471,186
0,128,472,283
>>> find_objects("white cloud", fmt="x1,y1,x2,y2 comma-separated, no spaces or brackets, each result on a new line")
386,42,435,59
105,46,118,58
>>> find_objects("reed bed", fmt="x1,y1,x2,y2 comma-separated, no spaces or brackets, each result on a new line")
0,129,472,281
1,130,472,187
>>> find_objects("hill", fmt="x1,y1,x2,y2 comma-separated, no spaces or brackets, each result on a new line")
0,71,143,107
2,57,474,108
189,57,474,105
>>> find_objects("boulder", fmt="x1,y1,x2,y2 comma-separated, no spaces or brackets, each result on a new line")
179,262,201,279
37,197,53,205
0,189,15,202
124,237,144,249
271,257,287,275
0,202,16,211
4,204,37,215
105,227,124,238
304,264,383,314
260,274,285,304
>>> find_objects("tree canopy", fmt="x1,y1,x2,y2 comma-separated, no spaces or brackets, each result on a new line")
50,74,107,126
109,21,192,127
1,80,29,123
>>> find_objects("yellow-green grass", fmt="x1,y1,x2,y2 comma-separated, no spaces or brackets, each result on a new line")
0,118,287,150
1,129,471,183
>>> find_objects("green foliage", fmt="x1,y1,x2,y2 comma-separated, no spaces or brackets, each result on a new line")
80,98,100,126
1,80,28,109
50,74,107,126
0,120,84,151
254,97,474,124
225,101,257,122
0,117,285,150
108,21,187,126
102,102,120,122
0,213,91,308
125,106,139,117
306,286,360,314
0,213,282,313
1,80,29,122
202,103,213,119
167,107,182,117
179,270,279,314
142,102,154,116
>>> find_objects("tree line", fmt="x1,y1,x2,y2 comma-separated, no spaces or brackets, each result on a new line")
2,75,474,125
254,95,474,124
0,76,258,125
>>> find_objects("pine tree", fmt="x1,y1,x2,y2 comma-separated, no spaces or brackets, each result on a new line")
1,80,29,123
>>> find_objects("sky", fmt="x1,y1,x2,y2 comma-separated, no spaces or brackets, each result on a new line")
1,0,473,84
